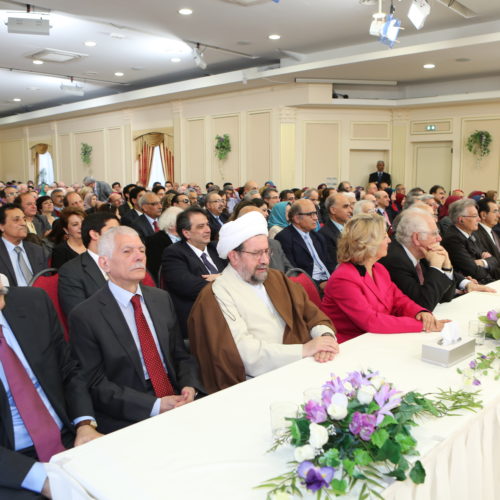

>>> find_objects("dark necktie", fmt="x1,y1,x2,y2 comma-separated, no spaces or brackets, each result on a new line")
153,220,160,233
378,172,382,181
14,247,33,284
415,262,424,285
130,295,175,397
201,252,218,274
0,326,65,461
492,231,500,250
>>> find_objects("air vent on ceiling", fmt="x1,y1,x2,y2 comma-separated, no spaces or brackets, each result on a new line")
220,0,268,6
29,49,88,63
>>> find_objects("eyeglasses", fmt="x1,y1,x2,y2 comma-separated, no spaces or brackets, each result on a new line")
460,215,479,218
298,211,318,218
419,230,440,237
239,248,273,258
145,202,162,206
178,199,190,204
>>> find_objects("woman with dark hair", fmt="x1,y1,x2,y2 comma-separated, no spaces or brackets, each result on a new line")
50,207,87,268
36,195,56,227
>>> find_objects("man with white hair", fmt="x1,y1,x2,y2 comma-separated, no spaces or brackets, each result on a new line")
132,192,162,240
69,226,203,433
82,176,112,203
353,199,376,216
188,211,339,394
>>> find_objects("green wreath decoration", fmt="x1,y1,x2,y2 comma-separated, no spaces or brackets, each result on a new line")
215,134,231,160
466,130,492,158
80,143,93,165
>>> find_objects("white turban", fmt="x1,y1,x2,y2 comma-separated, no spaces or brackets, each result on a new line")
217,211,268,259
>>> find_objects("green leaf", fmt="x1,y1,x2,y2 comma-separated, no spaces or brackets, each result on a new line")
395,433,416,453
378,415,397,428
378,439,401,464
318,448,341,468
366,401,380,414
289,419,310,446
331,478,347,495
409,460,426,484
343,458,355,476
354,448,372,466
371,428,389,448
386,468,407,481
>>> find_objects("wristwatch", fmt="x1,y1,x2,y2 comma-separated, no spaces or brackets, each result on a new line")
75,419,98,430
321,331,337,341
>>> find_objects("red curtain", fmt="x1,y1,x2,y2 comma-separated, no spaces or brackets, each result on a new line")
134,133,174,185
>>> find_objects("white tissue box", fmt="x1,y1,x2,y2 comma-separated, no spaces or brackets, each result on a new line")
421,336,475,368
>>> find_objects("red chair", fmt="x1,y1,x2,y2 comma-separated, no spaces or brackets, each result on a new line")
30,268,69,341
141,271,156,287
286,268,323,309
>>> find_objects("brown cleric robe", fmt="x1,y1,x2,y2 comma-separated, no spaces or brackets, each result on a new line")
187,268,334,394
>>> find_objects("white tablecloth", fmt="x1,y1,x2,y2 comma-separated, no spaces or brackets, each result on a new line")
49,285,500,500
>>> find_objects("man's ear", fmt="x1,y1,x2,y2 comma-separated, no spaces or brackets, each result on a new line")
98,255,110,273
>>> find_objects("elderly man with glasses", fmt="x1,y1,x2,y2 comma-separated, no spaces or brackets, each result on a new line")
275,199,335,288
131,192,162,240
205,191,228,240
188,211,338,394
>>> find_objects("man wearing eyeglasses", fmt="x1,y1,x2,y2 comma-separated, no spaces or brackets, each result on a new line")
380,208,494,310
275,199,335,288
205,191,228,240
188,211,338,394
132,192,162,240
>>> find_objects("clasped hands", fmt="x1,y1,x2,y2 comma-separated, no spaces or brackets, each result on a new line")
159,386,196,413
303,335,339,364
415,311,450,332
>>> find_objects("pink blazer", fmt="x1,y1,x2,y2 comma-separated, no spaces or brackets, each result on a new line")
322,262,426,343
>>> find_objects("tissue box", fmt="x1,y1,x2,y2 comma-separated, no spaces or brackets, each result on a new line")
421,336,475,368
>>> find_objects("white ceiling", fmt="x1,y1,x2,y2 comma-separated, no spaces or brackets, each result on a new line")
1,0,500,120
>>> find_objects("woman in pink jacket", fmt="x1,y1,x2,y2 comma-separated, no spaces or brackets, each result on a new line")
322,213,447,344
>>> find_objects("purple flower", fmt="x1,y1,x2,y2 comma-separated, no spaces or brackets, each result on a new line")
297,461,335,492
487,310,497,322
473,378,481,386
344,370,370,390
469,360,477,369
374,384,402,425
305,400,327,423
322,376,347,406
349,412,377,441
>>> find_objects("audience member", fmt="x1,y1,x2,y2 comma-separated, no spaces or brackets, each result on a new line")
279,189,295,202
50,188,65,216
267,201,290,239
14,192,51,239
205,191,228,240
36,195,56,227
132,192,162,240
82,176,112,202
353,199,376,215
51,208,87,269
368,160,391,186
262,187,280,209
474,198,500,265
120,186,145,226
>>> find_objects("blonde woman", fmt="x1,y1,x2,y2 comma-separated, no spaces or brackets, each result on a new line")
321,213,447,343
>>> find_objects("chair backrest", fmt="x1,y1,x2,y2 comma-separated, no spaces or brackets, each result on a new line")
30,268,69,341
286,268,322,309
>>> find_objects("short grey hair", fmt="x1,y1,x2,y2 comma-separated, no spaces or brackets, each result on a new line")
82,176,96,186
138,192,155,209
419,194,435,203
98,226,140,258
449,198,477,224
303,189,319,199
243,189,260,201
395,208,433,247
324,193,338,214
353,200,375,216
159,206,183,232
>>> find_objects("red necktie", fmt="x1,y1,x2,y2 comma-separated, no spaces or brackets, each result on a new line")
130,295,175,397
415,262,424,285
153,220,160,233
0,326,65,461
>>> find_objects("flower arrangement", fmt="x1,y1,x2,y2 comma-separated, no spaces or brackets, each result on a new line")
458,348,500,386
80,143,93,165
466,130,492,158
259,370,481,499
478,310,500,339
215,134,231,160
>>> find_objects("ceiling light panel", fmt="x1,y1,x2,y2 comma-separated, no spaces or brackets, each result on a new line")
30,49,88,63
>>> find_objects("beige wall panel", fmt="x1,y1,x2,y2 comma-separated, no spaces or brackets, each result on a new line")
0,140,25,181
58,134,71,182
411,120,452,134
212,115,239,187
186,119,205,184
413,142,452,192
391,122,407,187
247,112,271,184
351,122,390,140
107,128,125,183
350,150,389,188
280,123,296,190
73,130,105,182
304,122,339,188
462,119,500,193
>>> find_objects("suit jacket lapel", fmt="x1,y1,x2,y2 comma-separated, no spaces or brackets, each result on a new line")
98,287,145,383
361,268,392,310
82,252,106,287
0,240,16,286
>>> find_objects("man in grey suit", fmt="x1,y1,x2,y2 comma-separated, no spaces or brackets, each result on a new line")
82,176,112,203
0,205,47,286
58,212,120,317
69,226,203,433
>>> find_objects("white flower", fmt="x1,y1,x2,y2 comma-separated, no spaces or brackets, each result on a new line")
309,422,329,448
357,384,376,405
370,376,385,391
343,381,354,393
294,444,316,462
327,392,349,420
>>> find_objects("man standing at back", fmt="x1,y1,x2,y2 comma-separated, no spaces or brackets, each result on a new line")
368,160,391,186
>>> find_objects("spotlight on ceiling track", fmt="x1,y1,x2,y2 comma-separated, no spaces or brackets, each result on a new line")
193,44,207,70
60,79,84,96
407,0,430,30
6,16,50,35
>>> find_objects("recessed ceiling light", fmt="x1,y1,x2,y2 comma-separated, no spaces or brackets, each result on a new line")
268,34,281,40
423,63,435,69
110,32,125,39
170,57,181,63
131,66,144,71
84,41,97,47
114,72,124,77
456,57,471,62
12,98,21,102
84,71,98,75
178,8,193,15
32,59,44,65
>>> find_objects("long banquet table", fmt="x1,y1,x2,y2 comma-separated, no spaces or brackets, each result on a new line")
48,283,500,500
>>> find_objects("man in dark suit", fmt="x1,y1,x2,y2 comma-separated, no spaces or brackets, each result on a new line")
0,284,100,499
162,207,226,337
70,226,203,434
14,193,50,239
120,186,145,227
474,198,500,264
319,192,353,266
58,212,120,317
368,160,391,186
0,205,47,286
205,191,228,240
275,199,335,287
132,191,162,240
442,198,500,284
